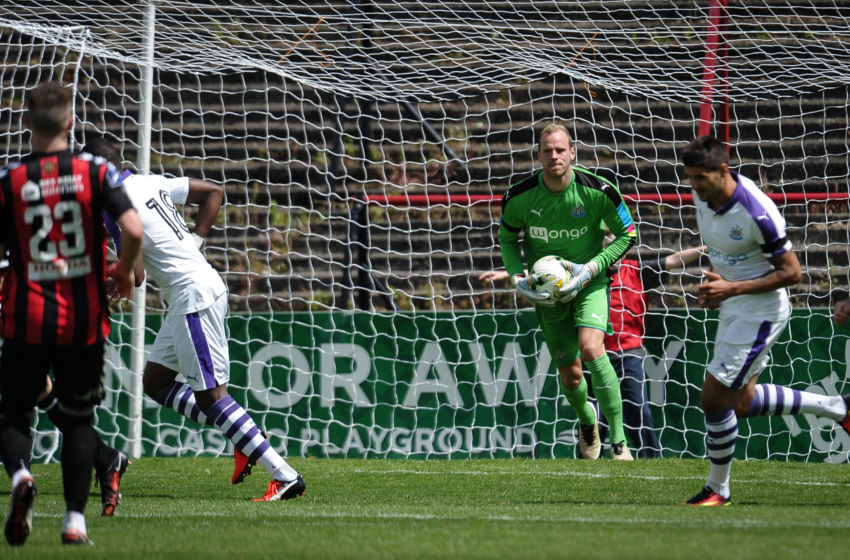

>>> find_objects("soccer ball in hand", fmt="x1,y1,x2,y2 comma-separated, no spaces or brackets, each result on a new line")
530,255,573,298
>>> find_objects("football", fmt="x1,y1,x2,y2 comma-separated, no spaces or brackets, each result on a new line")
531,255,573,298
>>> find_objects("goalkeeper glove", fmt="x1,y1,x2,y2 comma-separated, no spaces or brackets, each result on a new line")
556,260,600,303
513,274,555,307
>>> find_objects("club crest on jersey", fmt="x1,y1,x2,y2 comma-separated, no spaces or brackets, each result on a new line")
571,205,586,218
105,166,124,188
729,225,744,240
41,160,56,175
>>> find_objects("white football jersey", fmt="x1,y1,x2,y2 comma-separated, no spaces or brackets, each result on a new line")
694,171,792,315
122,173,226,313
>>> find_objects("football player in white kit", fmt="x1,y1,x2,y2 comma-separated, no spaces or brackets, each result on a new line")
86,139,305,502
681,135,850,506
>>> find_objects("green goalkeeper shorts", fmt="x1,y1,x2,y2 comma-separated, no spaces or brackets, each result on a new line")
535,282,611,368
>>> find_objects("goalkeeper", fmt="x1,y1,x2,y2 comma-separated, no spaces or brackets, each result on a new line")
498,122,637,460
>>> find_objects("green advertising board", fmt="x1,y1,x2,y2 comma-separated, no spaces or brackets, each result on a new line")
71,309,849,463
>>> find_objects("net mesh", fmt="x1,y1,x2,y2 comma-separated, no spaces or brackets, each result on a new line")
1,0,849,462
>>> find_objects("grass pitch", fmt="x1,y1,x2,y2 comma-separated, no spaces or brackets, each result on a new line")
2,457,848,559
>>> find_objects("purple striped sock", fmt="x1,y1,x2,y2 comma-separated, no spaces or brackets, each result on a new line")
746,384,802,417
706,408,737,466
152,381,211,426
204,396,271,464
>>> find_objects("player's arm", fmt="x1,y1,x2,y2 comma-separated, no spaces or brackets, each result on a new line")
185,178,224,247
103,179,143,300
594,185,637,273
104,206,145,288
498,198,553,305
662,245,706,272
835,256,850,325
498,221,549,304
497,221,524,279
115,208,143,277
834,299,850,326
108,207,143,300
478,269,509,283
558,184,636,302
133,251,146,287
638,245,706,291
697,250,802,309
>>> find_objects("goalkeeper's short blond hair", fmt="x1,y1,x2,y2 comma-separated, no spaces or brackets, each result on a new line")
538,122,573,149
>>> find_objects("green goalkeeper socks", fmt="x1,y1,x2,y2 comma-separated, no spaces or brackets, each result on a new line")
561,376,596,426
587,354,626,445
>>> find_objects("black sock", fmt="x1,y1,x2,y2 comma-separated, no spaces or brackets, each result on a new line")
59,415,97,513
0,415,33,477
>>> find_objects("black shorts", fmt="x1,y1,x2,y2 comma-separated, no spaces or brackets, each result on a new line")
0,339,106,415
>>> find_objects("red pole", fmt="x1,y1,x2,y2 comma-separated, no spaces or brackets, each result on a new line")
717,2,730,147
699,0,729,141
365,192,848,207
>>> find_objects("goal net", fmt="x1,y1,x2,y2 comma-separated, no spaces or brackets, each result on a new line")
1,0,849,463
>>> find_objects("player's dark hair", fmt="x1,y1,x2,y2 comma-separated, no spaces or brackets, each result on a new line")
27,81,73,137
682,135,728,170
84,137,122,167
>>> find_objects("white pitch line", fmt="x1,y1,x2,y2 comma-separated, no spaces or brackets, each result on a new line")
345,467,850,487
31,509,850,530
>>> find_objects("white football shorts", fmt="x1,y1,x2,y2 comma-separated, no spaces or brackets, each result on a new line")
707,307,789,390
148,292,230,391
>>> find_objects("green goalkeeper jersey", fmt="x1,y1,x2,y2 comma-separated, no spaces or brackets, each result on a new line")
498,167,637,287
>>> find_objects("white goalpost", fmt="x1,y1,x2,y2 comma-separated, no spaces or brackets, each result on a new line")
1,1,849,463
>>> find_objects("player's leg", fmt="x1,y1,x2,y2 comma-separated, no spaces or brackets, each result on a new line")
56,407,98,544
146,361,256,484
582,370,611,445
143,315,213,427
171,294,304,499
52,342,108,545
581,336,630,460
193,384,303,500
37,376,129,516
610,353,640,450
686,312,788,506
0,340,47,546
0,413,36,547
144,362,213,425
574,286,630,460
737,380,848,425
143,323,254,484
536,306,599,458
144,325,250,479
557,360,594,425
619,353,661,458
687,374,739,506
558,359,600,459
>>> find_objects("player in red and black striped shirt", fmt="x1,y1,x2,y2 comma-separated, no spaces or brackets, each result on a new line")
0,81,142,546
